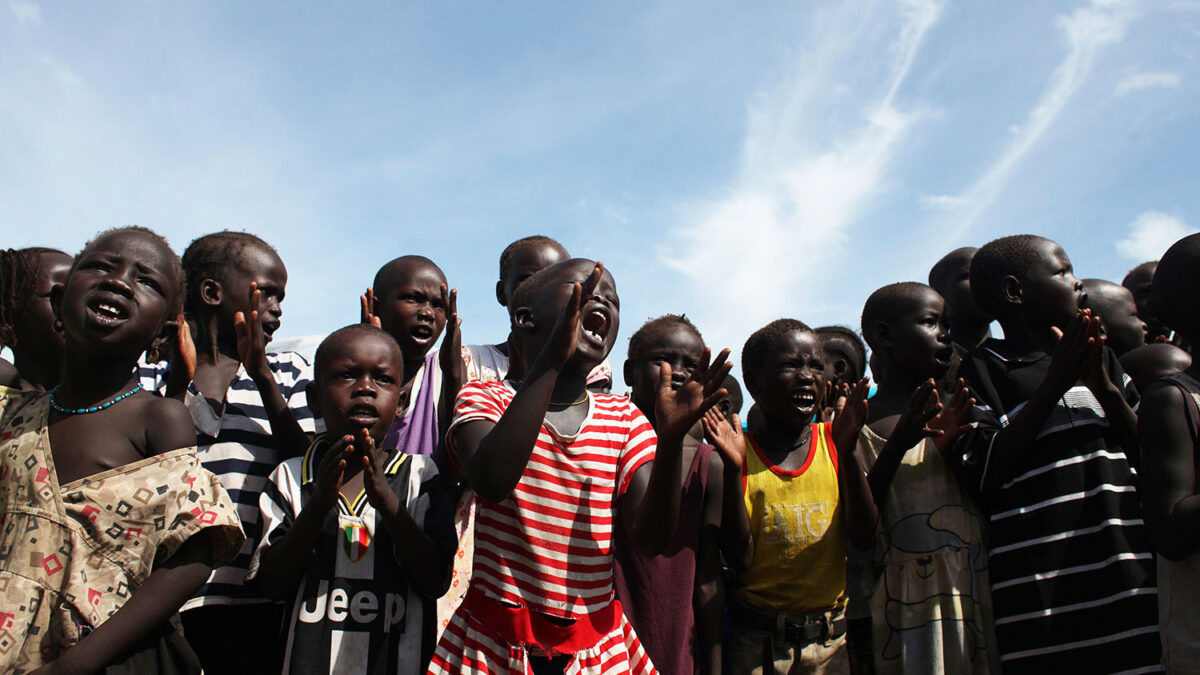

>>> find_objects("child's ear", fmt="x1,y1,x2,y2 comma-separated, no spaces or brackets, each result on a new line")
495,280,508,307
873,322,894,349
200,278,223,307
147,314,180,363
1002,275,1023,306
49,285,65,322
305,381,322,419
512,306,536,332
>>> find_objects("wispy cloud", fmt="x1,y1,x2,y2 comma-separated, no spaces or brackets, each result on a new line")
666,0,941,354
1114,69,1180,96
1116,210,1198,260
943,0,1139,235
8,0,39,25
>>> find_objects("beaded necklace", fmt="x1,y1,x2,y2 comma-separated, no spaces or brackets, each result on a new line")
49,383,144,415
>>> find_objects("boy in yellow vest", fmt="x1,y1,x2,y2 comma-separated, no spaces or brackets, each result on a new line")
707,319,877,674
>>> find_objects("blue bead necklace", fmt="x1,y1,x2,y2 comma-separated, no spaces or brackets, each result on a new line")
49,383,144,415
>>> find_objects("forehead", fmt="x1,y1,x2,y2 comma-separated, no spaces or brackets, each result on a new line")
899,287,946,315
773,329,822,358
236,243,286,277
37,251,73,276
548,259,617,290
639,325,704,355
83,232,176,276
385,261,446,290
320,333,402,370
1027,238,1070,269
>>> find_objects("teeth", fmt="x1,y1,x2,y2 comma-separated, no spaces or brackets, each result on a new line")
97,303,121,317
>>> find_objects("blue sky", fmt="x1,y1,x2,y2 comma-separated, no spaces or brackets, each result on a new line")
3,0,1199,388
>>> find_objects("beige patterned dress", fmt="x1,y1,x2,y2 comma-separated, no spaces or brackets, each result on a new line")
0,390,244,673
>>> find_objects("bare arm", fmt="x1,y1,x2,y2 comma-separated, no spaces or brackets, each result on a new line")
832,378,879,549
1139,383,1200,561
867,380,940,509
702,409,753,571
694,449,725,675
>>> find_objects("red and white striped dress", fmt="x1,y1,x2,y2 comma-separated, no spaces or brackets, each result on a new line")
429,380,658,675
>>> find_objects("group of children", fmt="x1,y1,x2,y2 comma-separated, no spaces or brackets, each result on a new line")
1,227,1197,675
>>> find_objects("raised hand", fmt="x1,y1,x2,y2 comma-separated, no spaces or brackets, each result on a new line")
1080,314,1116,396
360,429,402,519
890,379,944,451
438,284,463,386
1045,309,1096,398
360,288,381,328
931,378,976,453
655,347,733,446
314,434,353,513
173,313,197,381
540,262,604,369
234,284,272,382
702,407,745,472
831,377,871,455
821,381,849,423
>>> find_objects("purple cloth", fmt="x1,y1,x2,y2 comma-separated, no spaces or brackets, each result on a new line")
382,350,441,459
613,440,714,675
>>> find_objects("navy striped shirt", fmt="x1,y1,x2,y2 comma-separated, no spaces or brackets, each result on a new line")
958,341,1161,673
140,351,318,607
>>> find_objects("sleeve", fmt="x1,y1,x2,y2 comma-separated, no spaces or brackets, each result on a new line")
275,351,320,433
245,460,303,583
444,381,507,464
951,404,1002,504
1106,346,1140,407
957,349,1004,417
155,460,245,569
137,359,170,395
616,402,657,496
408,458,459,597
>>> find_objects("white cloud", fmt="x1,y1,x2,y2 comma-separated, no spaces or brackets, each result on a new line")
919,194,971,210
664,0,941,360
941,0,1139,235
1116,210,1198,260
1114,70,1181,96
8,0,39,25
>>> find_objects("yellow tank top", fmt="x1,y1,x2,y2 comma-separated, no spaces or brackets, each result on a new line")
739,422,846,612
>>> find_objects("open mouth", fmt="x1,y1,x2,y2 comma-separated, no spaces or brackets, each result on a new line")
792,389,817,410
346,404,380,426
86,296,129,326
581,308,610,347
410,324,435,343
262,321,280,343
934,346,954,365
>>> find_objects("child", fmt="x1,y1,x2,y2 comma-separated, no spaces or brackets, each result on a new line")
717,372,743,421
958,235,1159,672
429,259,730,673
1122,343,1192,392
816,326,867,391
1123,261,1172,344
858,282,998,674
928,247,993,352
0,227,243,673
0,247,73,391
709,318,877,674
1136,233,1200,672
247,324,456,673
1082,278,1147,356
142,231,318,672
461,235,614,391
618,314,727,675
362,255,462,459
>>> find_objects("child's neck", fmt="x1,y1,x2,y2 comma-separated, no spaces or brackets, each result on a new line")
752,414,812,454
548,370,588,405
195,314,240,363
870,364,930,420
402,354,425,387
952,321,991,350
13,352,60,392
997,317,1056,356
55,345,138,407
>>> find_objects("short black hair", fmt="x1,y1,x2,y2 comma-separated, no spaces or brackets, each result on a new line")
928,247,976,296
628,314,703,363
742,318,813,382
498,235,568,281
859,282,931,351
0,247,67,348
77,226,185,318
1151,233,1200,334
313,324,402,379
815,325,867,378
372,255,445,298
1122,261,1156,290
969,234,1052,318
181,231,278,316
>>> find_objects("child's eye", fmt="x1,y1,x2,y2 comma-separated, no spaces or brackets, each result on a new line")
376,374,396,385
338,371,356,380
138,276,162,293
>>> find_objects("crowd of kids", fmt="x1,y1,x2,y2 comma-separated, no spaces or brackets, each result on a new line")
1,227,1198,675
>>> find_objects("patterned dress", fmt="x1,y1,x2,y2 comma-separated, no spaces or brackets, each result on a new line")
0,391,244,673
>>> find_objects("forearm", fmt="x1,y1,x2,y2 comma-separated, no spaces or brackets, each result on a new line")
255,503,326,601
1152,496,1200,560
628,436,685,556
981,387,1060,494
1096,385,1139,466
380,506,451,596
252,372,311,458
465,360,559,503
719,464,753,570
866,437,911,511
694,571,724,675
839,450,878,549
46,537,213,673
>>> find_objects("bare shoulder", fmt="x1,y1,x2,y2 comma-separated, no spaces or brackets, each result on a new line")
137,392,196,454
